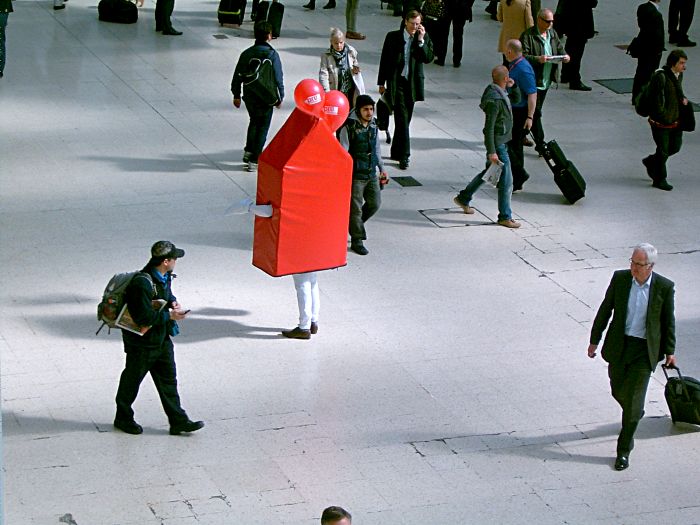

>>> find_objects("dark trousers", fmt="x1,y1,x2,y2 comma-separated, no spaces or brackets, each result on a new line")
608,337,652,457
115,338,189,425
648,125,683,182
669,0,696,39
531,88,548,150
632,53,662,102
349,178,381,241
0,13,7,75
424,14,467,65
561,35,588,85
155,0,175,31
390,78,415,162
244,102,274,162
509,105,529,189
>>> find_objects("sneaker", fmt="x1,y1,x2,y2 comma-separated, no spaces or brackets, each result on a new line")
497,219,521,228
246,161,257,172
351,241,369,255
453,196,475,214
282,327,311,339
242,150,251,163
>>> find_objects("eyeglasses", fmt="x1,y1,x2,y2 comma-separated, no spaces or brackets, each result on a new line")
540,18,554,24
629,259,651,268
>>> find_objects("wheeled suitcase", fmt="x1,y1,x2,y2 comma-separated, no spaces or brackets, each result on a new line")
218,0,246,25
538,137,586,204
98,0,138,24
662,365,700,425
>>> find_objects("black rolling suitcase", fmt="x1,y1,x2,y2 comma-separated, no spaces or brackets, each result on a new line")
537,136,586,204
662,365,700,425
98,0,138,24
218,0,246,25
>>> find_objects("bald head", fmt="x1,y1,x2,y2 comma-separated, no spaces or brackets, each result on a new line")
505,39,522,57
492,65,508,84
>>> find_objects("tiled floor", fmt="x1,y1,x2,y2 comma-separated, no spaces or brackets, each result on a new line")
1,0,699,523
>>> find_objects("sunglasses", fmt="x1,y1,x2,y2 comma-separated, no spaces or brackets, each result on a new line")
540,18,554,24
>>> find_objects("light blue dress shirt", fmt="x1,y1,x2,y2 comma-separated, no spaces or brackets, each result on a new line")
625,275,651,338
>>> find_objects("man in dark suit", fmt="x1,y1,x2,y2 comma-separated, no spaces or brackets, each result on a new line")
377,9,434,170
632,0,666,102
587,243,676,471
556,0,598,91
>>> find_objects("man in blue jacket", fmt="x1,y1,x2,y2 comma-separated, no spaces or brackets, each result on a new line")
114,241,204,436
231,21,285,172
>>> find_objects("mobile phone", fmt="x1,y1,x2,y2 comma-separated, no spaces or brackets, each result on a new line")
181,309,191,315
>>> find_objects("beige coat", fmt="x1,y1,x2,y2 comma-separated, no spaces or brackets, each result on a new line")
497,0,534,53
319,44,366,106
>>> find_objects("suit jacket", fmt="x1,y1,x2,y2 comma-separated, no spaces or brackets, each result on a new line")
636,1,665,56
590,269,676,370
377,29,434,108
555,0,597,39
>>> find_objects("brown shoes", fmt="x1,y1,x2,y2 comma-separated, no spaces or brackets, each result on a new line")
497,219,521,229
453,196,475,214
282,327,311,339
346,31,366,40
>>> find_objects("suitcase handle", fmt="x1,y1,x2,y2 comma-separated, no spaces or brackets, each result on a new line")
662,364,694,400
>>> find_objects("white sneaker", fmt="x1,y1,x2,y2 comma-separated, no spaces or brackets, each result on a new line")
246,161,257,172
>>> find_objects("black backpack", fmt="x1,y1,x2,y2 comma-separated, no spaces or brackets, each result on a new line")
634,70,664,118
242,55,280,107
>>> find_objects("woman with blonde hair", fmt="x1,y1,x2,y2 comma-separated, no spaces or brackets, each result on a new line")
497,0,533,56
319,28,365,108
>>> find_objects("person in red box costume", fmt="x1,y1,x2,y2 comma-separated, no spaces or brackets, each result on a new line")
250,82,352,339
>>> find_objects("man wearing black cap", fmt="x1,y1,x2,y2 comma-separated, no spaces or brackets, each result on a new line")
339,94,388,256
114,241,204,436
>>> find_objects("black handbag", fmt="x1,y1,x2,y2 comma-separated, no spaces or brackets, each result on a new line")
679,102,696,132
626,37,640,59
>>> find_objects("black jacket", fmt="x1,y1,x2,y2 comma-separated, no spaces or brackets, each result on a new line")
231,41,285,102
377,29,434,107
636,1,665,56
649,66,685,125
555,0,597,39
122,267,177,350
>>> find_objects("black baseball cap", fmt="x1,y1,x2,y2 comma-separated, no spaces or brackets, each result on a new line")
150,240,185,259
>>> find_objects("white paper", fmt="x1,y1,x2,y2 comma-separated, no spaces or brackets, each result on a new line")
482,161,503,187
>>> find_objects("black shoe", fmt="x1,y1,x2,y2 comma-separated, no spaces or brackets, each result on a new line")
351,241,369,255
512,173,529,193
322,1,335,8
53,3,66,9
303,2,315,8
282,326,311,339
642,155,656,180
114,419,143,435
614,456,629,471
434,58,445,66
169,420,204,435
399,159,409,170
676,38,697,47
453,61,461,68
669,32,678,44
653,180,673,191
162,28,183,35
310,322,319,335
570,82,592,91
385,130,392,144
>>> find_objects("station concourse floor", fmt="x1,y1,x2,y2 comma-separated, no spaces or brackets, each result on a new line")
1,0,699,523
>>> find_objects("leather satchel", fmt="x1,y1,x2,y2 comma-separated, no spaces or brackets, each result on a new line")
679,102,696,132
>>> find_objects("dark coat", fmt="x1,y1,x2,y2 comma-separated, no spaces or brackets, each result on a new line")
636,1,665,56
555,0,597,39
590,269,676,371
0,0,12,12
377,29,434,107
649,66,685,125
122,267,177,350
230,41,285,103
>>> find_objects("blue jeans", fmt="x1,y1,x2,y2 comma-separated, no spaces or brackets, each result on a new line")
244,102,274,162
0,13,8,76
456,143,513,222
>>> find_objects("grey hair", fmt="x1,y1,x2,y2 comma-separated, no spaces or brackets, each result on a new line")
538,8,553,18
634,243,658,265
330,27,344,41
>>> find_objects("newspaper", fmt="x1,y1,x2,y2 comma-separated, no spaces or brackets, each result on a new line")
481,161,503,187
115,299,167,336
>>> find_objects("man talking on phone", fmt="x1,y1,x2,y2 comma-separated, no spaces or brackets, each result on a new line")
114,241,204,436
377,10,434,170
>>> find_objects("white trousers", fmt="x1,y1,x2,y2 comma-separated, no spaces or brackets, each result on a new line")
292,272,319,329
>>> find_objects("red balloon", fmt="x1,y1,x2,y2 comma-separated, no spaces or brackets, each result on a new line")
320,90,350,132
294,79,325,116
